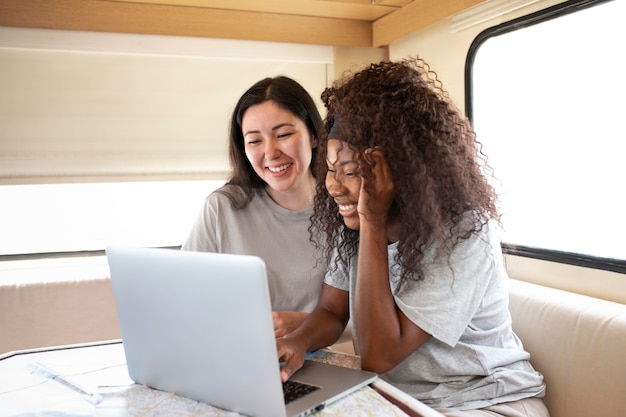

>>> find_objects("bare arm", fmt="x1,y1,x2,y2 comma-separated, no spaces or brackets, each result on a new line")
277,284,349,381
273,311,309,338
354,148,431,374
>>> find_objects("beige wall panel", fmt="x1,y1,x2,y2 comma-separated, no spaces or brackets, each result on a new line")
332,46,388,81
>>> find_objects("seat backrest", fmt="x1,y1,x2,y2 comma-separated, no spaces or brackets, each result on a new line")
508,279,626,417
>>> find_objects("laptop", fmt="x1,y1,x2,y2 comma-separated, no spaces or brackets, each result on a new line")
106,246,377,417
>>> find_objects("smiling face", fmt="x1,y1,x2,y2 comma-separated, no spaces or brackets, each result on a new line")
325,139,362,230
242,100,316,207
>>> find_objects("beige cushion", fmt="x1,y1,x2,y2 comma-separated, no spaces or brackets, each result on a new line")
508,278,626,417
0,277,120,354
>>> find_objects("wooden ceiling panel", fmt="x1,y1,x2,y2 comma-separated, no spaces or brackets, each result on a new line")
109,0,400,21
373,0,484,47
0,0,486,47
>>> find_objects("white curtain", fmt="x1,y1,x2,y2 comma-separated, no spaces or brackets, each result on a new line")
0,28,332,184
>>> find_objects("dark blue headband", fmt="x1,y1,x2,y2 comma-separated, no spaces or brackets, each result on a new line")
328,118,341,139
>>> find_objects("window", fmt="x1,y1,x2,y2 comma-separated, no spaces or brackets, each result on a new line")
0,180,224,257
467,0,626,272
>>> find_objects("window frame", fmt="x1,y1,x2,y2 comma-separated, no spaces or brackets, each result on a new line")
464,0,626,275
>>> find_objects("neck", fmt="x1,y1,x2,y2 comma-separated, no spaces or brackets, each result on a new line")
386,216,402,244
265,175,315,211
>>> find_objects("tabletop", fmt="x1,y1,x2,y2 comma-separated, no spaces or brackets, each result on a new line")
0,340,442,417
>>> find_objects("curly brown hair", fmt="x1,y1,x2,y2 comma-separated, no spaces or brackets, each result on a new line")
310,56,500,284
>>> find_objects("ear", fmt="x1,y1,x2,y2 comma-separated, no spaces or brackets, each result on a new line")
311,136,319,149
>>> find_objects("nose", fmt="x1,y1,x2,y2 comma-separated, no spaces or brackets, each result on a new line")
325,173,344,198
264,138,281,161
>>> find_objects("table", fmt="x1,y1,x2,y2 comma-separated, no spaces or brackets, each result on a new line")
0,340,443,417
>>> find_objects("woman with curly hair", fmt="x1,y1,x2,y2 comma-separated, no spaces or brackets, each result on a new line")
278,58,550,417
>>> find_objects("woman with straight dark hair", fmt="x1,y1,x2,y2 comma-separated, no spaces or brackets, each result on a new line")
183,76,325,336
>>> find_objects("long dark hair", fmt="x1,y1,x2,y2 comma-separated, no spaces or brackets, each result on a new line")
222,76,323,209
311,57,500,285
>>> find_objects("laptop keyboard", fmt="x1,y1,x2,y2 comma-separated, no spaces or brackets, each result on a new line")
282,380,320,404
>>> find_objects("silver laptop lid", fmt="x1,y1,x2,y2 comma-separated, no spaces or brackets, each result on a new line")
107,246,287,417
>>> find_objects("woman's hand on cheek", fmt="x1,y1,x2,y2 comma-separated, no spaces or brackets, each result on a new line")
358,147,395,227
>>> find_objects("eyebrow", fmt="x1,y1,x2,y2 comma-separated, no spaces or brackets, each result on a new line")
326,158,357,167
243,122,295,137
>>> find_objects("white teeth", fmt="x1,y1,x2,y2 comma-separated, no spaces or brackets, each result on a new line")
339,204,356,211
268,163,291,173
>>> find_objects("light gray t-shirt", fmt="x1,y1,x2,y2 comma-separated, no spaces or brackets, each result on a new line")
325,220,546,410
183,185,324,313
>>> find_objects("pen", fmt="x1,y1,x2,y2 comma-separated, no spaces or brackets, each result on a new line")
31,361,103,405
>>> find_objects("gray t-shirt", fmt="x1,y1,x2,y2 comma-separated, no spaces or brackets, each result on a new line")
325,220,546,410
183,185,324,312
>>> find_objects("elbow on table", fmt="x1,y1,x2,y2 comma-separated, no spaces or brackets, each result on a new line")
359,351,403,374
358,334,430,374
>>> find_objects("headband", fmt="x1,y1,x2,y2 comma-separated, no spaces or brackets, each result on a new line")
328,118,341,139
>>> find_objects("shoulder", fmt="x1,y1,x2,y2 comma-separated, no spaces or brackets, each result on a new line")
207,183,259,209
445,212,501,251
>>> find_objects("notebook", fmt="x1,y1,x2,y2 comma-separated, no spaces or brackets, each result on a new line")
106,246,377,417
